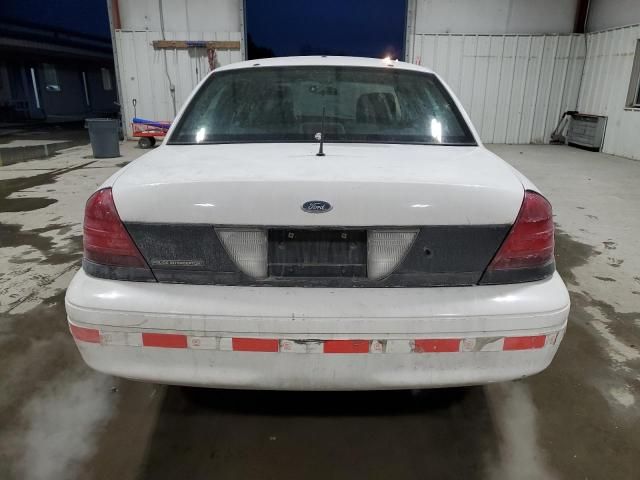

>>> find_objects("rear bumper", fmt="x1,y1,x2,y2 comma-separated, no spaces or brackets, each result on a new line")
65,270,569,390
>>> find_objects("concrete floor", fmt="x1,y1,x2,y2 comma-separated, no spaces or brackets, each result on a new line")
0,123,90,165
0,142,638,480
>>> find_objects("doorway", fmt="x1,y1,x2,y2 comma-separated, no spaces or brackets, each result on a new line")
245,0,407,60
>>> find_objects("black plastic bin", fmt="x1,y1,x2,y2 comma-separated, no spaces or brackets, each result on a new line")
86,118,120,158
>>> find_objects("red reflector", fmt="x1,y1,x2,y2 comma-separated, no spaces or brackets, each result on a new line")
414,339,461,353
323,340,370,353
503,335,546,351
232,338,279,352
83,188,149,268
487,191,554,271
69,324,101,343
142,333,188,348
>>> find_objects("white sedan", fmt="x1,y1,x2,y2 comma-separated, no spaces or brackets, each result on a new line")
66,56,569,390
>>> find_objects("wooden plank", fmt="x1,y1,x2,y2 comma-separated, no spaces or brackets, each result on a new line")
152,40,241,50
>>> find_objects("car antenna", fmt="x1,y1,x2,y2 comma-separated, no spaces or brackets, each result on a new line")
316,107,326,156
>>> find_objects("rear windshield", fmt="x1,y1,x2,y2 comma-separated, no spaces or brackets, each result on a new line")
169,66,476,146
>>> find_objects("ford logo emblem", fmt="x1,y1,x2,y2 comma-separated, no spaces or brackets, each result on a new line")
302,200,333,213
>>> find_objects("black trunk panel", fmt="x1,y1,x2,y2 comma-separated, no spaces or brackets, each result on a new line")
124,223,511,287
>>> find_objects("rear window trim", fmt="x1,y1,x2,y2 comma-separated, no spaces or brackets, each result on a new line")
168,139,477,147
167,66,478,147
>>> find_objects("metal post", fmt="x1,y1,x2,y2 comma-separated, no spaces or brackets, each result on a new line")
240,0,247,60
404,0,417,63
30,67,41,109
82,71,90,107
106,0,127,138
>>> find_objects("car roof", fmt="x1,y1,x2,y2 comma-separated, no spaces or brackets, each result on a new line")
214,56,434,74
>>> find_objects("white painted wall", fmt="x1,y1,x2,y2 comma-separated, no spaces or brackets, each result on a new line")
578,24,640,160
414,0,579,35
118,0,241,32
114,0,243,136
113,0,640,156
410,34,585,144
587,0,640,32
115,30,243,136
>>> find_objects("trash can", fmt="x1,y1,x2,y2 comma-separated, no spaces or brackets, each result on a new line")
86,118,120,158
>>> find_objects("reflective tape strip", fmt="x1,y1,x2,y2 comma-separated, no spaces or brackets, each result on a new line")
503,335,546,351
414,339,461,353
69,324,101,344
100,331,143,347
232,338,279,352
280,339,323,353
189,336,218,350
141,332,188,348
370,340,385,353
69,322,559,354
462,337,504,352
385,339,413,354
324,340,369,354
219,337,233,351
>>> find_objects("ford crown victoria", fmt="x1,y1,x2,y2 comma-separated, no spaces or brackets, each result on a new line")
65,56,569,390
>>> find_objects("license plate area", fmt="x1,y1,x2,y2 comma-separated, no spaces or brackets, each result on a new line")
268,229,367,278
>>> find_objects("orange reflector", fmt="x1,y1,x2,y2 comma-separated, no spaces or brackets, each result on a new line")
232,338,279,352
69,324,101,344
323,340,369,353
503,335,546,351
414,339,461,353
142,332,188,348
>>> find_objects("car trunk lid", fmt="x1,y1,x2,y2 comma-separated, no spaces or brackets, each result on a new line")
111,143,523,287
112,143,523,226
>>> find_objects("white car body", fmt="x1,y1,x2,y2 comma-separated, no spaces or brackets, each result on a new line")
66,56,569,390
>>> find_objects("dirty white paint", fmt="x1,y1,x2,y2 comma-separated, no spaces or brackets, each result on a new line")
19,371,114,480
409,34,585,144
114,30,243,136
577,24,640,160
485,382,558,480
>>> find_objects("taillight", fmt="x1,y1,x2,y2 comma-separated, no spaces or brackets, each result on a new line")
83,188,155,281
216,228,268,279
367,229,418,280
480,191,555,284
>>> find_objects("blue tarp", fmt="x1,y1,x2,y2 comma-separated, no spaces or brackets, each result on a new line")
132,117,171,129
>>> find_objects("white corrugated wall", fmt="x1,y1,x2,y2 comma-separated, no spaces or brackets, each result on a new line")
578,24,640,160
409,34,586,144
114,18,639,157
114,30,243,136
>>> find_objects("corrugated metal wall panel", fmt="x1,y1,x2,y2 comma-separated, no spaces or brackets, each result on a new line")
115,30,243,136
577,25,640,160
411,34,585,144
118,0,241,33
